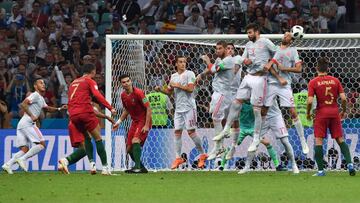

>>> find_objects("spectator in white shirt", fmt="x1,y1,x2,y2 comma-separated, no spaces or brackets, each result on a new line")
184,7,206,30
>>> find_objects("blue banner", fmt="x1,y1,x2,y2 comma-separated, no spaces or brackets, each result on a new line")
0,129,105,172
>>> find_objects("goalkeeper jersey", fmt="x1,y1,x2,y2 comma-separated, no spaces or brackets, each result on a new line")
239,102,254,130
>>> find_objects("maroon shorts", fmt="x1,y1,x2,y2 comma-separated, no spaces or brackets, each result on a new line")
314,116,343,139
70,112,99,133
68,121,85,148
126,121,149,148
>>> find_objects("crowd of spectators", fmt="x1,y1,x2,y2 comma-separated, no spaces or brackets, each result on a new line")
0,0,357,128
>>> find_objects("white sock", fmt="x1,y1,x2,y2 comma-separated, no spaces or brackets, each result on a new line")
20,144,45,160
231,128,240,145
213,121,223,152
213,121,223,135
280,137,296,166
253,107,262,140
175,135,182,158
293,118,305,139
245,151,256,169
6,150,25,166
190,133,204,154
224,102,242,132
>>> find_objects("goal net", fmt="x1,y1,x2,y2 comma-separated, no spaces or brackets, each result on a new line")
105,34,360,171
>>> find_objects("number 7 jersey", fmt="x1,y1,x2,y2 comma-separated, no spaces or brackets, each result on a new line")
68,76,113,116
308,75,344,118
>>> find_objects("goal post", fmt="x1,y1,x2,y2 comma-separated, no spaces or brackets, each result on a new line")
106,34,360,171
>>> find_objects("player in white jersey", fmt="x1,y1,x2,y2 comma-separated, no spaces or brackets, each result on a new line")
155,56,208,169
2,78,66,174
216,43,243,159
238,99,299,174
263,32,309,154
215,23,277,152
196,41,235,160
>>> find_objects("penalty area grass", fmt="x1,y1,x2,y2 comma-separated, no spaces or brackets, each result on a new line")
0,171,358,203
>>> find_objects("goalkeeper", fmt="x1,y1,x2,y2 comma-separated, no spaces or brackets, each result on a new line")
220,100,284,171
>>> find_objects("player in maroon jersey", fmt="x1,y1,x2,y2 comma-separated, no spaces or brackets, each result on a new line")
307,57,355,176
113,74,152,173
68,64,116,175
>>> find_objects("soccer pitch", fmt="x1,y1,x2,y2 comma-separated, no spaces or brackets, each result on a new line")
0,171,358,203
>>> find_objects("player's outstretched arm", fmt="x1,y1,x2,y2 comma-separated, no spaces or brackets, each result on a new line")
93,106,115,124
113,109,129,131
89,79,114,111
155,86,173,95
44,104,67,113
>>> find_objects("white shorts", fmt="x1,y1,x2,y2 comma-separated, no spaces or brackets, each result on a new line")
235,74,267,106
260,114,288,139
16,125,45,148
265,83,295,107
209,92,232,121
174,108,197,130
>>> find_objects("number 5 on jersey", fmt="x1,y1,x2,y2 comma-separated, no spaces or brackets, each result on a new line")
325,86,334,104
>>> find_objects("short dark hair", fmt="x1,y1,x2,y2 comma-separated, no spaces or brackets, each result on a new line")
216,40,227,48
227,42,235,48
71,36,81,44
317,57,329,72
175,55,186,62
82,64,96,74
32,0,40,6
246,23,259,32
119,74,130,81
33,76,43,86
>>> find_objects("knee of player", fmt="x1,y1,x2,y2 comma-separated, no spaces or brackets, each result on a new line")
232,121,240,128
315,137,324,145
261,107,268,117
335,137,344,144
39,141,46,148
234,99,243,104
126,145,132,153
188,129,196,137
131,137,141,144
289,108,298,118
261,138,270,146
174,130,182,137
78,142,86,149
20,146,29,153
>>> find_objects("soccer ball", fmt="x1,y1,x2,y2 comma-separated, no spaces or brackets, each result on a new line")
290,25,304,39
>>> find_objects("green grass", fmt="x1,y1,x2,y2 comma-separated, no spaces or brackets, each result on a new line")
0,171,358,203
